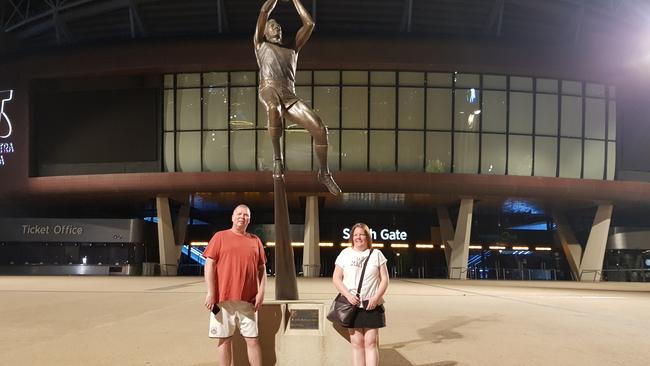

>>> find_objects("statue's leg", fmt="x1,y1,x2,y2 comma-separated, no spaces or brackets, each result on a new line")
285,101,342,195
260,88,285,177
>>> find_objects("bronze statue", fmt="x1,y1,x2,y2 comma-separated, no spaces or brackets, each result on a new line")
255,0,342,196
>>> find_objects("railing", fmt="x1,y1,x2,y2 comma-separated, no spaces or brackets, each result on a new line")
599,268,650,283
445,267,567,281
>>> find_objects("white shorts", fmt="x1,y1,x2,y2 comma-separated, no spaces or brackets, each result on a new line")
208,300,258,338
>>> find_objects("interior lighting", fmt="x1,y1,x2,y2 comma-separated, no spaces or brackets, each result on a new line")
371,243,384,248
391,243,409,248
469,245,483,250
291,242,304,247
512,246,529,250
319,242,334,247
489,245,506,250
190,241,209,246
266,242,275,247
341,243,352,247
440,244,445,249
535,246,552,251
416,244,434,249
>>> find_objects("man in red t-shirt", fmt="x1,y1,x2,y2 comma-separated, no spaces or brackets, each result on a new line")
204,204,267,366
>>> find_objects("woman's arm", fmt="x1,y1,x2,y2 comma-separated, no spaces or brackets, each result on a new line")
366,263,389,310
332,265,359,305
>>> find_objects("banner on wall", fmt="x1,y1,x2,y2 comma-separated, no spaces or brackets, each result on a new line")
0,90,15,167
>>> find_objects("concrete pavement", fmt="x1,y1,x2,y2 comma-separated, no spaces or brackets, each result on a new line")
0,276,648,365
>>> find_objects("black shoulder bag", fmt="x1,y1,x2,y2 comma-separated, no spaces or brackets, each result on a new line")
327,249,374,327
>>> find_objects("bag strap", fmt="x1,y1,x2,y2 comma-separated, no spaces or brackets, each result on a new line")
355,248,374,298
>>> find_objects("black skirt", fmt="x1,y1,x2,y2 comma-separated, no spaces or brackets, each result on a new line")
345,305,386,329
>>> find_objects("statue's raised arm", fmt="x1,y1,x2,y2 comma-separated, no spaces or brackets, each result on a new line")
291,0,315,51
254,0,278,48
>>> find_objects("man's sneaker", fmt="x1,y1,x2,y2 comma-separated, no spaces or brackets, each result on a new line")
273,159,285,179
318,171,342,196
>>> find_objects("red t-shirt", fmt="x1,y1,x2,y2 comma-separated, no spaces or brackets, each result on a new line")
203,229,266,304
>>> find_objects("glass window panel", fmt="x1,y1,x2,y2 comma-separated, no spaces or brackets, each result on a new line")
343,71,368,85
164,90,174,131
295,86,312,107
510,76,533,91
509,92,533,134
315,71,340,85
399,88,424,129
536,78,558,93
607,142,616,180
535,94,558,135
561,96,582,137
177,89,201,130
164,132,175,172
229,130,255,170
483,75,506,90
427,72,452,87
203,72,228,87
296,71,312,85
342,87,368,128
583,140,605,180
481,134,506,175
426,89,452,130
609,86,616,98
257,130,273,172
482,91,506,132
178,73,200,88
559,138,581,178
371,71,396,85
608,101,616,140
314,86,340,128
203,131,228,171
562,80,582,95
454,132,479,173
341,130,368,171
399,72,424,86
318,129,340,172
369,131,395,171
534,136,557,177
164,74,174,89
231,71,256,86
455,73,479,88
176,131,201,172
370,87,396,129
455,89,481,131
203,87,228,130
398,131,423,172
230,87,256,129
508,135,532,176
426,132,451,172
286,129,312,171
585,98,606,139
586,83,606,98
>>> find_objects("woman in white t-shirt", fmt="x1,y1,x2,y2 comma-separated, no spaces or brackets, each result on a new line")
333,223,389,366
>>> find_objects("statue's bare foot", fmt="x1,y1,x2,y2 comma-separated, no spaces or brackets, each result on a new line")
273,159,285,179
318,170,342,196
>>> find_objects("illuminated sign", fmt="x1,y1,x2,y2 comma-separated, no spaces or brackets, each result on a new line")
0,90,15,167
342,227,408,241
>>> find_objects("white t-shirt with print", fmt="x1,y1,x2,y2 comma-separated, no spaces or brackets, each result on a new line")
334,248,388,306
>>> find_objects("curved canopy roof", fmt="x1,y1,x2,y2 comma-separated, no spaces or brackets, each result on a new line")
1,0,649,55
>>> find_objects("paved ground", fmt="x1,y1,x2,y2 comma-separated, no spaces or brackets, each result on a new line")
0,276,649,365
